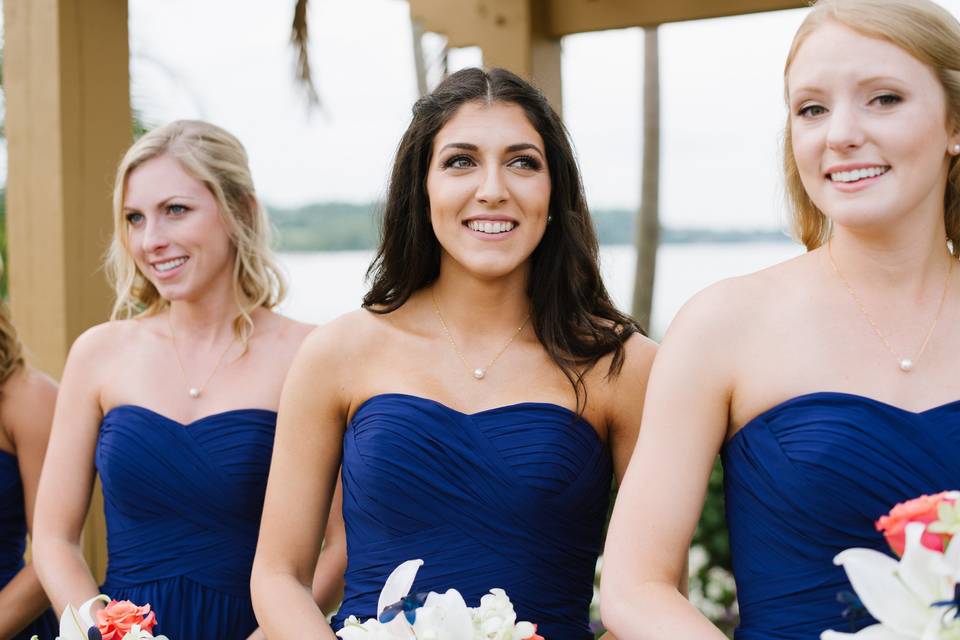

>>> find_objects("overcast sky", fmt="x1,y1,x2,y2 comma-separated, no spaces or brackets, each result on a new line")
116,0,960,229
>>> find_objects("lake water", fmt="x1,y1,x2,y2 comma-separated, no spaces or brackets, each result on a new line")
277,241,804,339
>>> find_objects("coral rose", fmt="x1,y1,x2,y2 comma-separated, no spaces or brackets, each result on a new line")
96,600,157,640
875,492,955,556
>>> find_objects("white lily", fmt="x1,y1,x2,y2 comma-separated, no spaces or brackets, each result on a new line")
32,595,111,640
337,560,425,640
821,522,960,640
378,560,425,620
55,595,110,640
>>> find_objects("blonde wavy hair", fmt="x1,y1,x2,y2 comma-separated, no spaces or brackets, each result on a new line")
105,120,286,344
783,0,960,254
0,257,24,386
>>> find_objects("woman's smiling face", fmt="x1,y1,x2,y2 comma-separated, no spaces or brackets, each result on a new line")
788,20,960,233
426,100,552,280
122,153,235,303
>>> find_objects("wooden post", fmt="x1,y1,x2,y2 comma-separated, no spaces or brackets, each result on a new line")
631,26,660,332
409,0,563,113
411,17,429,97
4,0,131,581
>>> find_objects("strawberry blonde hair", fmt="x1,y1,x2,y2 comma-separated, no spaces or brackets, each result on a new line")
782,0,960,254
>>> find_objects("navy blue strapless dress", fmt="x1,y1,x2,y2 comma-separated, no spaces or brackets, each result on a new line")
331,394,612,639
96,405,277,640
722,392,960,639
0,450,57,639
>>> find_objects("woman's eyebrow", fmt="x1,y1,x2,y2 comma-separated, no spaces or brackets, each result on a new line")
506,143,544,157
438,142,479,153
437,142,545,157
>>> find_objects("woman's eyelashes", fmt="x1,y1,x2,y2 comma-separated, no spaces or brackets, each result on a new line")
509,155,542,171
441,154,475,170
440,154,543,171
871,92,903,107
795,93,903,118
124,204,189,225
797,103,827,118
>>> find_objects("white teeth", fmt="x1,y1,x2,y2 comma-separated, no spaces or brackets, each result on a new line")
467,220,516,234
154,257,187,272
830,166,888,183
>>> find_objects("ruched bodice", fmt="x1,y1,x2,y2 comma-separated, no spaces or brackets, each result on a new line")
96,405,277,639
722,392,960,639
0,450,56,638
332,393,612,639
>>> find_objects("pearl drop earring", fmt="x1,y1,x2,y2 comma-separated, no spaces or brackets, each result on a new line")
953,144,960,154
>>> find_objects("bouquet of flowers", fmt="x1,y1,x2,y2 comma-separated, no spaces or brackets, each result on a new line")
336,560,545,640
32,595,169,640
821,491,960,639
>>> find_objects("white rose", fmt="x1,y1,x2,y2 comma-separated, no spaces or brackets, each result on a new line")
413,590,474,639
336,615,412,640
476,589,520,639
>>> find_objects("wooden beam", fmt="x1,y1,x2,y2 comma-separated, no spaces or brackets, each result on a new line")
409,0,563,112
548,0,809,35
411,0,808,40
4,0,131,582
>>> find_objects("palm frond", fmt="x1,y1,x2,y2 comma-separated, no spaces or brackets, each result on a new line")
291,0,321,108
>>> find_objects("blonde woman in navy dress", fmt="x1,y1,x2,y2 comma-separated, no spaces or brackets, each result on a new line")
603,1,960,638
32,120,345,639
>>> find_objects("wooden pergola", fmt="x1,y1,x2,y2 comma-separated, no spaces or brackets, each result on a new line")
3,0,806,580
408,0,808,109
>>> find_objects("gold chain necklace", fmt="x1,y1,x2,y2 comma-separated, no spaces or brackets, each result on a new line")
431,289,530,381
167,311,237,398
827,239,954,373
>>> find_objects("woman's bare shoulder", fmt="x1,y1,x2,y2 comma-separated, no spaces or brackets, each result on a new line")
66,318,156,365
667,251,812,343
293,308,392,366
256,309,316,348
0,364,57,446
2,364,56,411
591,330,657,400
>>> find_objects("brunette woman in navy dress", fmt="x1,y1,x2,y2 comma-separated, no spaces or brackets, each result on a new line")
252,68,659,639
602,1,960,638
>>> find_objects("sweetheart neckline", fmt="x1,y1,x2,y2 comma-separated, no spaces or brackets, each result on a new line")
728,390,960,447
102,404,278,428
350,392,604,441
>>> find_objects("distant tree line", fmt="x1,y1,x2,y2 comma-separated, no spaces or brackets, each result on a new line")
267,201,792,252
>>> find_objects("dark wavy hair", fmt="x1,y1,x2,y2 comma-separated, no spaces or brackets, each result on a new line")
363,67,643,408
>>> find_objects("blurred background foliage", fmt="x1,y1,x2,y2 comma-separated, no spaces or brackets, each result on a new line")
267,202,787,253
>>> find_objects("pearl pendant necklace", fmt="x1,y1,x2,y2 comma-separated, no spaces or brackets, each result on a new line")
828,240,953,374
431,289,529,382
167,311,237,399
